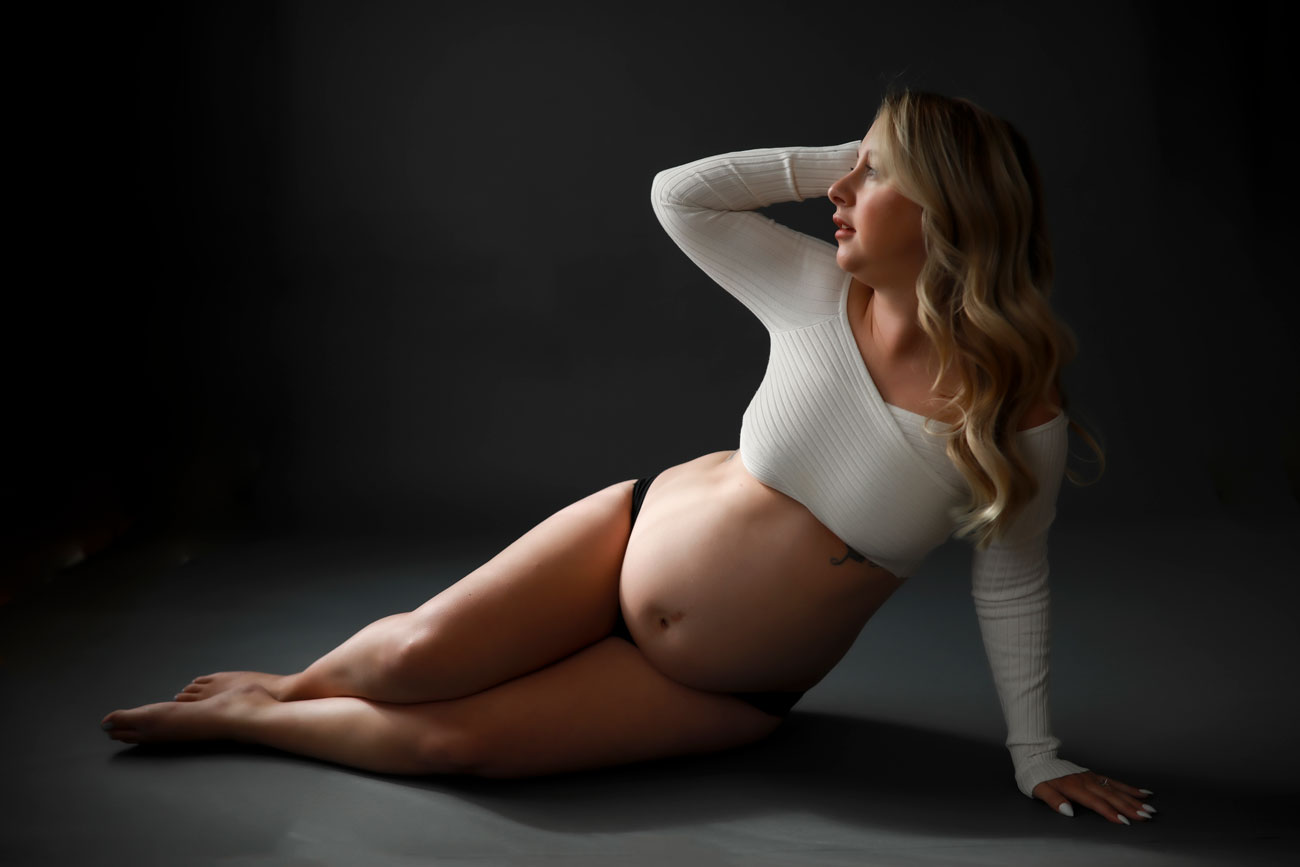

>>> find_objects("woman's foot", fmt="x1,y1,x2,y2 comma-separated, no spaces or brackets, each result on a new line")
101,683,277,744
175,671,288,702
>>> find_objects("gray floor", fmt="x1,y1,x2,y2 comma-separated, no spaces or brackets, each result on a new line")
3,512,1297,866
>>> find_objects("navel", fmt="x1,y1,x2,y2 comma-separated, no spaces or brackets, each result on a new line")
658,610,685,629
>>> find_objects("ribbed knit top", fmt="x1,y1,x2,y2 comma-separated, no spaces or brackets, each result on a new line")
650,141,1088,799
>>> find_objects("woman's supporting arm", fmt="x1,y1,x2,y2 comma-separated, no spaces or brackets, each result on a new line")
650,141,859,333
970,422,1090,798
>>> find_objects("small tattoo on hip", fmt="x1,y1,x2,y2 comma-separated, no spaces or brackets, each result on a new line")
830,544,878,568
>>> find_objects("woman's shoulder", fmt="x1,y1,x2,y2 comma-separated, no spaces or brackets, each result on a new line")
1016,384,1064,432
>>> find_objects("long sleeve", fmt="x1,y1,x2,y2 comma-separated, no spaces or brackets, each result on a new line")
650,142,860,332
970,418,1089,799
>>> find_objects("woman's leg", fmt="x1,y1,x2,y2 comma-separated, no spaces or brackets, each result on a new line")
176,479,639,705
104,637,785,778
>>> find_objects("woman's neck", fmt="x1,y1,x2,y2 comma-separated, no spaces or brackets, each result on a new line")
852,278,931,362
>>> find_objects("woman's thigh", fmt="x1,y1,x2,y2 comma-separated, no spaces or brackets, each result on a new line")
427,636,785,778
399,478,639,700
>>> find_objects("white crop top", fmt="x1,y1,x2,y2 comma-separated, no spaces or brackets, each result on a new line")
650,141,1088,799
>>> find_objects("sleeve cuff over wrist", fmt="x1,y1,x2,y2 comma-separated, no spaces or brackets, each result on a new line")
1014,754,1091,799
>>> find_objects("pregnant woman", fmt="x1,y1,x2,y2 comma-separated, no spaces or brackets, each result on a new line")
101,88,1154,825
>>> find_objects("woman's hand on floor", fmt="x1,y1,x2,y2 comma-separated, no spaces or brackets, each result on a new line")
1033,771,1156,825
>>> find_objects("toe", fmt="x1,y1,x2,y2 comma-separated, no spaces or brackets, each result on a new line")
101,714,139,741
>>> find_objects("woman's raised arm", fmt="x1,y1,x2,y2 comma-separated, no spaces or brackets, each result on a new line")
650,141,859,333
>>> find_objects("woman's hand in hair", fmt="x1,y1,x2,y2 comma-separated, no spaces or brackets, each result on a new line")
1033,771,1156,825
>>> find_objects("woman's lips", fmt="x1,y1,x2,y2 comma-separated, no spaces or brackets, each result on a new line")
835,228,856,239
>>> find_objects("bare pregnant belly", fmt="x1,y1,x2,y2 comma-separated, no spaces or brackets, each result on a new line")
619,450,906,693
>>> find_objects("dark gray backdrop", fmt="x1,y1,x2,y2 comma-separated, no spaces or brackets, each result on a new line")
8,0,1294,561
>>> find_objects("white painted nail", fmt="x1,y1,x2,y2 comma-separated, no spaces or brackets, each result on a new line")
1137,810,1152,819
1139,788,1154,795
1058,803,1074,817
1117,814,1130,826
1141,803,1157,814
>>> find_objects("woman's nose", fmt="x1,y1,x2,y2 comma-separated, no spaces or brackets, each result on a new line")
828,175,850,206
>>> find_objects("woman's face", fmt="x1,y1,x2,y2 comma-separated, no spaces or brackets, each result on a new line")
827,118,928,291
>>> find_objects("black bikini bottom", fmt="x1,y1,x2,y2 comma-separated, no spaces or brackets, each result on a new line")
614,471,806,718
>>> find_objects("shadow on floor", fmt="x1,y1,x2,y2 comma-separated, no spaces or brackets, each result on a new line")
103,707,1296,848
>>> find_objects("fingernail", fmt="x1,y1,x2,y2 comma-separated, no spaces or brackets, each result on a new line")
1141,803,1157,814
101,721,113,731
1117,814,1130,826
1058,803,1074,817
1139,788,1154,795
1137,810,1152,819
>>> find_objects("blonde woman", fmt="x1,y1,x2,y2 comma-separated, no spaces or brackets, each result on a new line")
102,88,1154,825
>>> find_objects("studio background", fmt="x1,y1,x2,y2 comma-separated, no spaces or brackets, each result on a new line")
7,0,1294,568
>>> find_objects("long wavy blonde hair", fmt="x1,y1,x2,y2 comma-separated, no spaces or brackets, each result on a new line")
871,88,1106,550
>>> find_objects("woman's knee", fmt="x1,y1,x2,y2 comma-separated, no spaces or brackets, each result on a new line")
430,728,534,779
414,725,485,776
385,615,445,681
383,612,495,703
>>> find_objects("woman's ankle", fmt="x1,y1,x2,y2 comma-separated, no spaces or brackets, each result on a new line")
272,672,313,701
